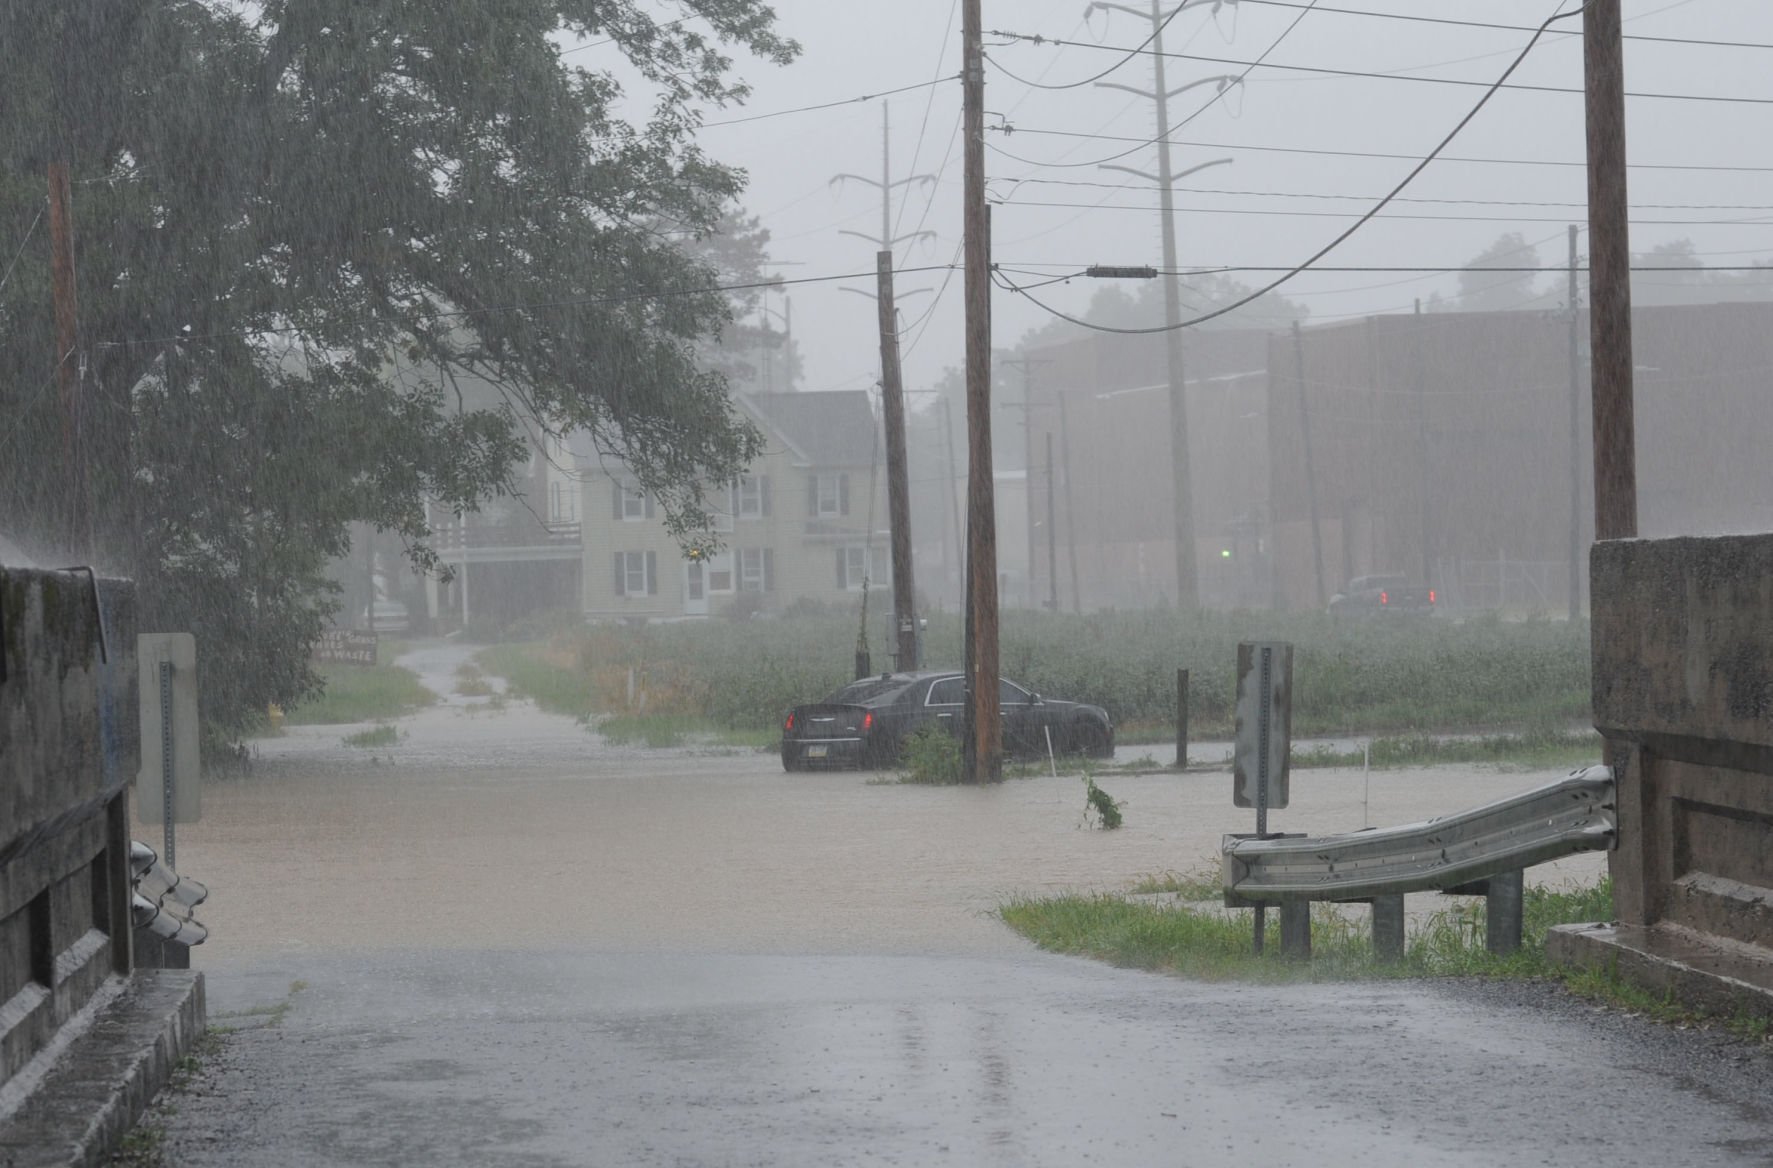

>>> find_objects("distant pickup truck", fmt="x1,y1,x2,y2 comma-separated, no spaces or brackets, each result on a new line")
1328,574,1436,617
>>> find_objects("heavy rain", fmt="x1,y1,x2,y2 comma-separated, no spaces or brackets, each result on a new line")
4,2,1773,1165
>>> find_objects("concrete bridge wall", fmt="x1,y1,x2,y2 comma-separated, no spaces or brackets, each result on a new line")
1552,536,1773,1013
0,567,138,1087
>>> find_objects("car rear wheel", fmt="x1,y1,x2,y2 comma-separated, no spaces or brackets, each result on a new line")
782,748,804,773
1072,721,1112,759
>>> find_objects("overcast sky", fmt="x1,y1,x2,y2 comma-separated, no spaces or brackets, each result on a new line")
591,1,1773,396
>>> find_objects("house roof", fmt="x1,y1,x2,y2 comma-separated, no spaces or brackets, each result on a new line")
744,392,880,468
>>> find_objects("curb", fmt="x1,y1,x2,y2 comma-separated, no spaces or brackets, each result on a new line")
0,971,205,1168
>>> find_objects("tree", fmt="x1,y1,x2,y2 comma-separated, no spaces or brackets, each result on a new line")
1454,232,1544,312
1013,271,1308,352
689,211,805,396
0,1,796,738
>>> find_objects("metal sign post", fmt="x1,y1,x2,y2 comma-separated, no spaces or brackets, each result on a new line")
1233,641,1293,953
138,633,201,869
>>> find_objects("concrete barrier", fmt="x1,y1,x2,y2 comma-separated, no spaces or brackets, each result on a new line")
1551,536,1773,1017
0,565,205,1164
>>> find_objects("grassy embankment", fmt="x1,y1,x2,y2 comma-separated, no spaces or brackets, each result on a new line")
1000,874,1770,1042
279,641,435,726
474,609,1592,763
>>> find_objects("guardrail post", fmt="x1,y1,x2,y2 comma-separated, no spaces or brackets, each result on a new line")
1371,894,1405,963
1486,870,1524,955
1279,898,1311,959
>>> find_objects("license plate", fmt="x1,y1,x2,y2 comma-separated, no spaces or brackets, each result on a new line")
806,745,828,759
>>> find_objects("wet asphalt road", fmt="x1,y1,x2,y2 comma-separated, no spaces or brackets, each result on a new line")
137,644,1773,1166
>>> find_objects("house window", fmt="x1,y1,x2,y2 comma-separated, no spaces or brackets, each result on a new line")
613,551,657,596
735,474,769,520
836,545,889,592
550,481,578,524
614,480,652,522
808,472,849,518
738,547,774,593
706,552,734,594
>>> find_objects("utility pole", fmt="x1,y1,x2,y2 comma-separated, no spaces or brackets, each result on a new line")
1292,322,1326,610
1584,0,1636,541
1567,224,1584,621
833,104,937,256
48,161,88,559
962,0,1001,782
1091,0,1239,611
1058,393,1083,614
1045,432,1059,611
1000,356,1049,608
877,252,918,670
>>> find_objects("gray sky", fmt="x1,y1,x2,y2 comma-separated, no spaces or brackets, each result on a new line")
606,1,1773,395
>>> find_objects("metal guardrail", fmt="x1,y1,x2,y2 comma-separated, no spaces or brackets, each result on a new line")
129,841,208,947
1223,766,1616,904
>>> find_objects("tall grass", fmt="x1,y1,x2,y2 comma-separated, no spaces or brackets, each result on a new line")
282,662,435,725
475,608,1589,741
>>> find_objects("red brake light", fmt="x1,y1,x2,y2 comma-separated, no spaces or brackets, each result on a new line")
862,712,874,731
1428,590,1436,605
1380,590,1389,605
785,712,795,731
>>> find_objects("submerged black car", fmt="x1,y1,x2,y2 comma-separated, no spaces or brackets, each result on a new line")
780,671,1114,771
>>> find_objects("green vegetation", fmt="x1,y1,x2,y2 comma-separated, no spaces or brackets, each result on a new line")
473,610,1590,751
341,723,400,749
1001,877,1614,984
474,643,588,718
897,724,966,785
1082,772,1123,829
454,662,495,698
1291,729,1602,771
281,663,435,726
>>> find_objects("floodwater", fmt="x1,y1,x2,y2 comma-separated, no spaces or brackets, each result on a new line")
131,643,1772,1168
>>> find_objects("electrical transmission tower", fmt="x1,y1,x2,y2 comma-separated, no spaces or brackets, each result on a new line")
1088,0,1242,611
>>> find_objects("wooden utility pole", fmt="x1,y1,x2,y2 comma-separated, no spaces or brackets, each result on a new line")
877,251,918,670
48,161,89,559
962,0,1001,782
1567,224,1584,620
1292,322,1326,610
1584,0,1637,541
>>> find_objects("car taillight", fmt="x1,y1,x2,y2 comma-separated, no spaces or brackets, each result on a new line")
1428,590,1436,605
862,712,874,731
1380,590,1389,605
784,712,795,731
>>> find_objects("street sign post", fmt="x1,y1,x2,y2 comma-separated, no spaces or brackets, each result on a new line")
1232,640,1294,955
137,633,200,868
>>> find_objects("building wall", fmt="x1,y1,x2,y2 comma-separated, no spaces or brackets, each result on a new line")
1266,301,1773,612
579,443,891,621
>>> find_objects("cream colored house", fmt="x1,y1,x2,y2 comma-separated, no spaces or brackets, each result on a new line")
579,392,891,620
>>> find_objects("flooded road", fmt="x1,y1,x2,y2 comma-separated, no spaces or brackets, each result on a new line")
138,644,1771,1166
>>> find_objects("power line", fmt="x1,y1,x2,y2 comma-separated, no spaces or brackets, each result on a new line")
993,126,1773,176
97,265,963,350
985,0,1201,92
994,198,1773,228
987,28,1773,105
996,176,1773,213
1234,0,1773,51
698,75,958,129
995,3,1586,335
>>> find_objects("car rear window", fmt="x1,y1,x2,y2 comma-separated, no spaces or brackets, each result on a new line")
825,677,915,704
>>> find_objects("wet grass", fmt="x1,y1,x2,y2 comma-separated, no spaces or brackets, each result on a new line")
281,661,435,726
1000,876,1770,1043
1290,729,1602,771
341,723,400,749
1000,877,1615,984
454,662,495,697
474,643,588,717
